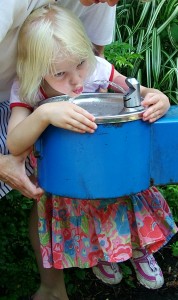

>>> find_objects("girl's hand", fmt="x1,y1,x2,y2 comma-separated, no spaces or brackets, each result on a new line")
141,92,170,123
43,101,97,133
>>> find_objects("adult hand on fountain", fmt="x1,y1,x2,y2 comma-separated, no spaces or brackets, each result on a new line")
140,89,170,123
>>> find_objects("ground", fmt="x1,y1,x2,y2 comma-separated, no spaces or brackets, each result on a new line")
65,232,178,300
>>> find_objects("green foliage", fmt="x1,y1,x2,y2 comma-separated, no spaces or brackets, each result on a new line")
105,0,178,104
0,297,17,300
158,185,178,222
0,191,39,299
171,241,178,257
65,269,87,296
105,42,143,71
120,263,136,288
157,185,178,259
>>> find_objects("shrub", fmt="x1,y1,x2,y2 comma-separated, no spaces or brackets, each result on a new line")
105,0,178,103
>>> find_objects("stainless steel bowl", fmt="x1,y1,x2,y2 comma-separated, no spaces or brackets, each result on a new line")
40,93,145,124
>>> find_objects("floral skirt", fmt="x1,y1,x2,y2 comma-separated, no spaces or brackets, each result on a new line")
37,186,177,269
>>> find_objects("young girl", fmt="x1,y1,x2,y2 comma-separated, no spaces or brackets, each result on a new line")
7,4,177,299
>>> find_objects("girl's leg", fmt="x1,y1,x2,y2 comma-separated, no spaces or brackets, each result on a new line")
29,201,69,300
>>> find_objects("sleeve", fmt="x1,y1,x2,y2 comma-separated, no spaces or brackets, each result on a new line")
84,56,114,92
80,3,116,46
10,79,33,111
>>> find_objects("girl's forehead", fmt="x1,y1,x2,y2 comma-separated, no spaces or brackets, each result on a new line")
53,57,81,69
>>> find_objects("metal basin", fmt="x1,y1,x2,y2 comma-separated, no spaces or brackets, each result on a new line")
41,93,144,124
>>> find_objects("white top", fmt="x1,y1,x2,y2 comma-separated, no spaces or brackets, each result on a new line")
10,56,114,108
0,0,116,102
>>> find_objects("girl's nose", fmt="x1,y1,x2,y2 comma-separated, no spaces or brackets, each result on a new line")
69,71,81,85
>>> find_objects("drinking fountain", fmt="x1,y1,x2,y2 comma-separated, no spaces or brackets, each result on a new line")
35,78,178,199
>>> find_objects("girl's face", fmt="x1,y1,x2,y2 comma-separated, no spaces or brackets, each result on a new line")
44,58,89,98
80,0,119,6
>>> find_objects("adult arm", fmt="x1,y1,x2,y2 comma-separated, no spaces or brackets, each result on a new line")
79,3,116,53
93,43,105,57
1,0,16,41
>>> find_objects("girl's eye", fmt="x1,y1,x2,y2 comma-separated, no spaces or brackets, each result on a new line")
77,60,85,68
54,72,65,77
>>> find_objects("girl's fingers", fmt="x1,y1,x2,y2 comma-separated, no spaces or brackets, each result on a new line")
67,116,97,133
68,105,97,132
143,109,163,122
141,93,170,123
143,106,160,118
48,102,97,132
73,105,96,121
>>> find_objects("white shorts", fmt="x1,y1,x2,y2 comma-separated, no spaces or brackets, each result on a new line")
0,100,33,198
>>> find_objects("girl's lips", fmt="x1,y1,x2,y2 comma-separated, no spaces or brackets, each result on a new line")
73,87,83,94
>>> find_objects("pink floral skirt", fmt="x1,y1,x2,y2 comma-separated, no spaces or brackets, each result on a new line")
37,186,177,269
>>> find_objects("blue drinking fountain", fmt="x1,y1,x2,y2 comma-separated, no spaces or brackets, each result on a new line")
35,78,178,199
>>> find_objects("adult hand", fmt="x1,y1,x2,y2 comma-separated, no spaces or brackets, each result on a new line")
0,150,44,199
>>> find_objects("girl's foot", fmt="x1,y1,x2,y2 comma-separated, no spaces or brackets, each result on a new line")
32,292,61,300
31,285,69,300
131,248,164,289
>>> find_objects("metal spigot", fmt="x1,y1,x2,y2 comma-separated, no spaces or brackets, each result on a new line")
123,78,142,108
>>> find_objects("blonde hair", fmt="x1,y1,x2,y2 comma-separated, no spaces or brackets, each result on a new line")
17,4,96,105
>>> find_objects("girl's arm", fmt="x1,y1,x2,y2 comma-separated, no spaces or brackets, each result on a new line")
7,106,45,155
112,69,170,122
7,101,97,156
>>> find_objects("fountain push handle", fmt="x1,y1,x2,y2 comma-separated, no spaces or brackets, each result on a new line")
124,78,142,108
